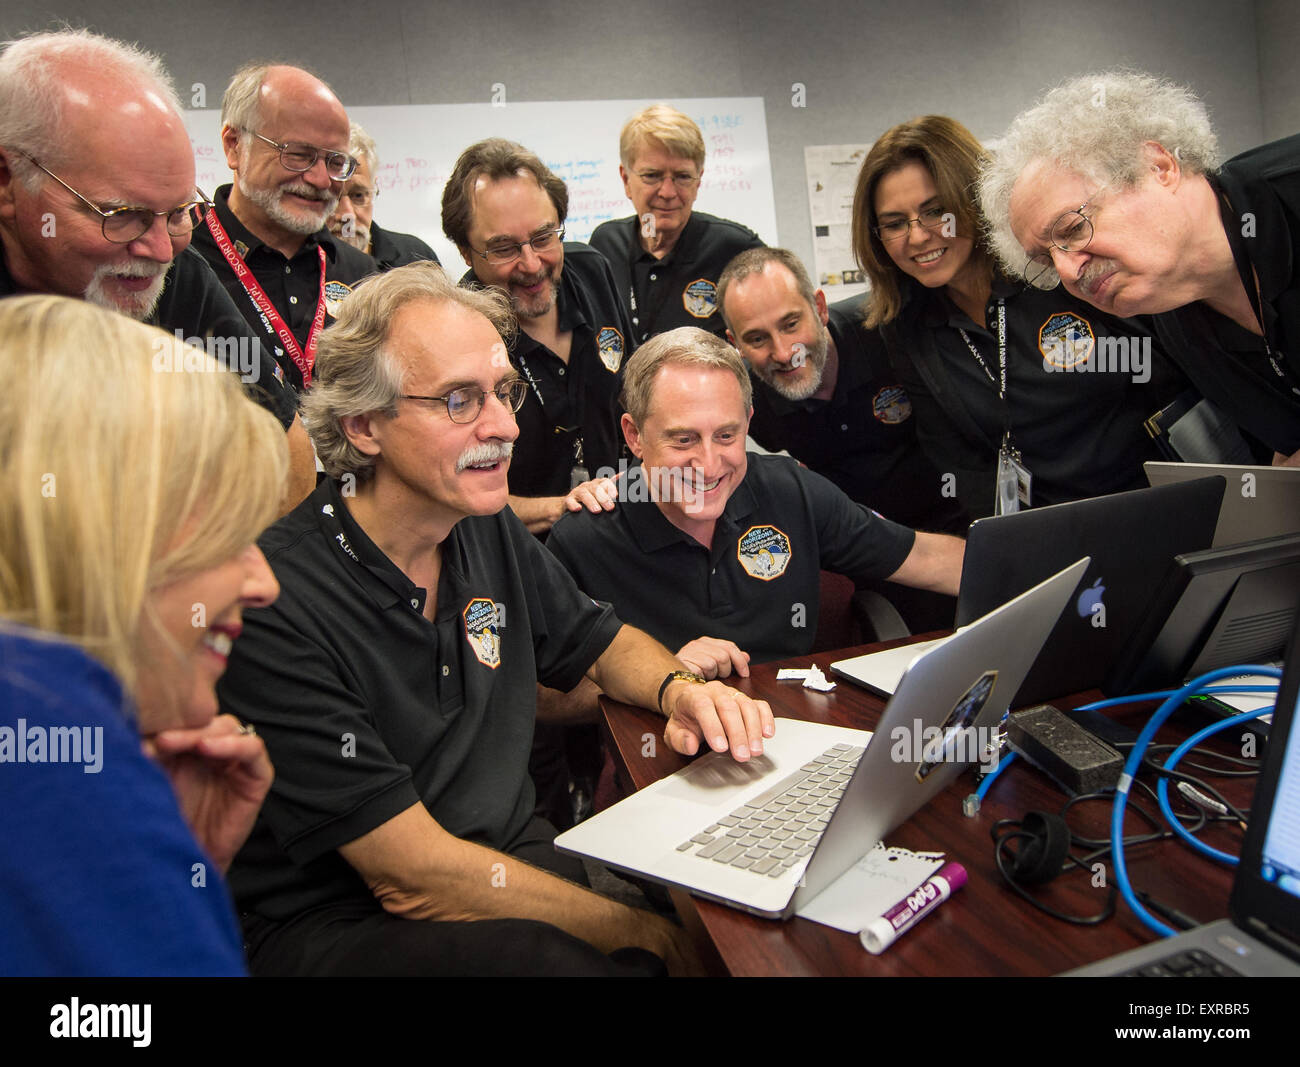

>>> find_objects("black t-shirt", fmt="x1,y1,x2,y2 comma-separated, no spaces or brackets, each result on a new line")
0,241,296,430
546,454,915,663
590,211,763,344
882,277,1184,519
218,478,623,923
460,243,635,497
369,222,441,272
747,296,968,533
189,185,378,392
1153,134,1300,455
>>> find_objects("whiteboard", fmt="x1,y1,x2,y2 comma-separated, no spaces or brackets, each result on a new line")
183,97,778,271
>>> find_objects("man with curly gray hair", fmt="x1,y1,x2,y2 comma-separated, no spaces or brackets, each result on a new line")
980,70,1299,463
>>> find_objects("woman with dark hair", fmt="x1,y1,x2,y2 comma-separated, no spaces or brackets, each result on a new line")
851,115,1182,519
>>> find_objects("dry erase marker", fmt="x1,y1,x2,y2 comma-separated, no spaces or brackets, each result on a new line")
860,862,967,955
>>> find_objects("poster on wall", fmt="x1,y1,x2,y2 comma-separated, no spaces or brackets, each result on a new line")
805,143,870,303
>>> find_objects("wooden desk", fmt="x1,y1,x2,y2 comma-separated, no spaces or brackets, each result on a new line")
600,641,1251,977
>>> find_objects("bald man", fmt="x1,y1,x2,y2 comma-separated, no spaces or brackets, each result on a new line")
0,30,315,512
190,63,376,394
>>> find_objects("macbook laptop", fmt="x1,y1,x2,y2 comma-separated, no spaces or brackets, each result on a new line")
1064,610,1300,976
833,478,1225,705
555,558,1088,920
1145,461,1300,547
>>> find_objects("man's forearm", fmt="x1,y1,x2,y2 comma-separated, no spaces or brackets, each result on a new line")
338,804,686,965
888,532,965,596
586,625,682,716
507,493,564,535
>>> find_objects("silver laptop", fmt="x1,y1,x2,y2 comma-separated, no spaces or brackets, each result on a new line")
555,559,1089,919
1145,461,1300,547
1064,611,1300,977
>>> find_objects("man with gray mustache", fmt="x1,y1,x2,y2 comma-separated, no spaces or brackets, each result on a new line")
218,263,772,976
191,63,376,394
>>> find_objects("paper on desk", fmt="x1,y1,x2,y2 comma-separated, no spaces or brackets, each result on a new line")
1199,671,1279,726
776,664,837,691
795,842,945,933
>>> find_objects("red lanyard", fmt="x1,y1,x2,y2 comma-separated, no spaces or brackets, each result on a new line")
204,207,327,386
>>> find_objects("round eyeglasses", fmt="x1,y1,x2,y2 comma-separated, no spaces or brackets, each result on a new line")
873,205,951,242
248,131,358,181
15,150,210,244
1023,190,1106,290
400,379,529,423
469,227,565,266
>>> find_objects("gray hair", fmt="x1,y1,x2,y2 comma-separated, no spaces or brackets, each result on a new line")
220,62,271,153
621,326,752,427
0,28,181,187
979,70,1220,277
349,122,378,176
302,261,516,482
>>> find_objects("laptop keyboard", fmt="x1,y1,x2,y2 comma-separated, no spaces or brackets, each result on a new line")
675,742,866,877
1120,948,1243,977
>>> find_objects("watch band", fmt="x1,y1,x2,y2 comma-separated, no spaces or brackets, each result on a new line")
657,669,707,713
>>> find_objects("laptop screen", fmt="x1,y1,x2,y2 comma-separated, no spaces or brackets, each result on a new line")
1260,681,1300,901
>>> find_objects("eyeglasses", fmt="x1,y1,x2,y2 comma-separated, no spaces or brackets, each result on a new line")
341,186,377,208
1023,188,1107,290
400,378,528,423
15,150,210,243
633,169,700,190
468,226,565,265
247,131,358,181
873,205,950,243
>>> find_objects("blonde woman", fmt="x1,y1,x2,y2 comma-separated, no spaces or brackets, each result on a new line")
0,295,285,975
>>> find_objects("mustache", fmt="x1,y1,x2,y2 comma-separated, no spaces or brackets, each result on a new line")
99,259,169,280
456,441,514,473
1077,257,1119,292
282,181,336,207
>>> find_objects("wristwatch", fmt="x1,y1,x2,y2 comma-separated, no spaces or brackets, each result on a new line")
658,669,707,713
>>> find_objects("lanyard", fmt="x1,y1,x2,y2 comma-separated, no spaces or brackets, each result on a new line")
957,299,1012,438
1245,271,1300,397
514,346,586,467
204,207,327,386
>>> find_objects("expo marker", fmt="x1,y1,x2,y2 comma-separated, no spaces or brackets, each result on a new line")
860,862,967,955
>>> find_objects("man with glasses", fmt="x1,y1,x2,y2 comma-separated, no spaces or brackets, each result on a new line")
328,122,440,272
442,138,636,537
191,64,376,394
218,263,771,976
980,70,1300,465
591,104,763,345
0,29,316,512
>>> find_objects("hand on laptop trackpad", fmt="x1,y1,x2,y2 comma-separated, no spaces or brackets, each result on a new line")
655,751,778,804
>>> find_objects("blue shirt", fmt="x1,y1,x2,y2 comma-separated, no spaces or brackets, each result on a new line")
0,628,246,976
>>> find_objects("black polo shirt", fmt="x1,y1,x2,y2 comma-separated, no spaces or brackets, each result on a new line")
217,478,623,923
460,243,634,498
546,454,915,664
369,222,441,272
747,296,968,533
1152,134,1300,456
590,211,763,344
0,242,297,430
882,277,1182,519
189,185,377,392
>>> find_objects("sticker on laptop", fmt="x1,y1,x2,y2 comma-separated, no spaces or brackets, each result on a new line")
912,670,998,783
683,278,718,319
737,525,792,581
463,597,502,669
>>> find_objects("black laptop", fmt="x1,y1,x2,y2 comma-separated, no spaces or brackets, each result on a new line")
956,477,1225,706
1064,606,1300,976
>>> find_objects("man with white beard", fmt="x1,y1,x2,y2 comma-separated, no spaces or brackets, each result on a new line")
0,30,316,513
191,64,376,394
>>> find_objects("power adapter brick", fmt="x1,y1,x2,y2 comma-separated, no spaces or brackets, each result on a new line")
1007,704,1125,795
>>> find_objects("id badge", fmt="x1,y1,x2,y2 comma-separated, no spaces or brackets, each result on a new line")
569,437,588,489
994,449,1032,515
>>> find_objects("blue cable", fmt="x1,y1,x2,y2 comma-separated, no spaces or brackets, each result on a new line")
1155,703,1276,865
976,751,1015,802
1109,665,1283,938
1075,685,1277,713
